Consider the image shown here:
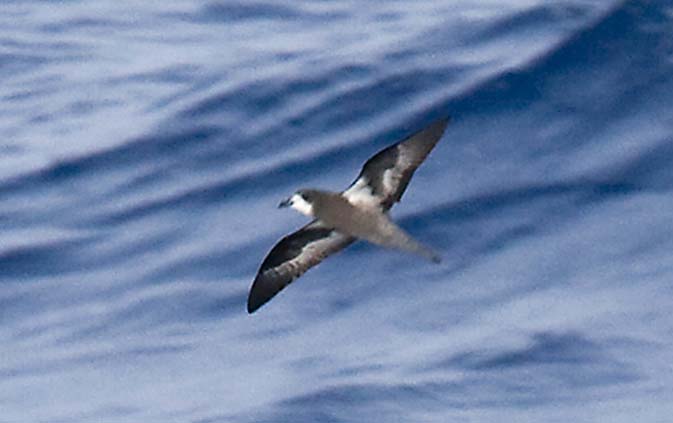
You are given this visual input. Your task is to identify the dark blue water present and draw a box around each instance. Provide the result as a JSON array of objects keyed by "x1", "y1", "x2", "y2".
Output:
[{"x1": 2, "y1": 1, "x2": 673, "y2": 421}]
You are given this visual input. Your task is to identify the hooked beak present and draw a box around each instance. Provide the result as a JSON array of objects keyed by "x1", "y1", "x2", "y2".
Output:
[{"x1": 278, "y1": 197, "x2": 292, "y2": 209}]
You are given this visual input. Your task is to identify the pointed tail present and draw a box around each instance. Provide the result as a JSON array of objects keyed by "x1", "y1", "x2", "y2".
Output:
[
  {"x1": 398, "y1": 234, "x2": 442, "y2": 263},
  {"x1": 361, "y1": 215, "x2": 442, "y2": 263}
]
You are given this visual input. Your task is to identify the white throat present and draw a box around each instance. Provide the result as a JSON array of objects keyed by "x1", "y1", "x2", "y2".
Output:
[{"x1": 290, "y1": 193, "x2": 315, "y2": 217}]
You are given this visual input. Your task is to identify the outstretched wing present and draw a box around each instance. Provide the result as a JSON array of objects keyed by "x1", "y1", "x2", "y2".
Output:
[
  {"x1": 343, "y1": 117, "x2": 449, "y2": 210},
  {"x1": 247, "y1": 220, "x2": 355, "y2": 313}
]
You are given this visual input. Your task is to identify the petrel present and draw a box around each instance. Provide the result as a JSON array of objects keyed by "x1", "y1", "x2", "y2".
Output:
[{"x1": 247, "y1": 117, "x2": 449, "y2": 313}]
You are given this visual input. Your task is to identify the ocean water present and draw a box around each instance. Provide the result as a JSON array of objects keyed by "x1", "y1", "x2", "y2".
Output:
[{"x1": 2, "y1": 0, "x2": 673, "y2": 421}]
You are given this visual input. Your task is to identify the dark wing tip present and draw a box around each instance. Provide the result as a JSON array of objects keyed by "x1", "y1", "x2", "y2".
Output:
[
  {"x1": 247, "y1": 290, "x2": 261, "y2": 314},
  {"x1": 401, "y1": 115, "x2": 450, "y2": 158},
  {"x1": 246, "y1": 222, "x2": 345, "y2": 314},
  {"x1": 424, "y1": 116, "x2": 450, "y2": 140},
  {"x1": 247, "y1": 273, "x2": 285, "y2": 314},
  {"x1": 246, "y1": 282, "x2": 265, "y2": 314},
  {"x1": 384, "y1": 115, "x2": 450, "y2": 206}
]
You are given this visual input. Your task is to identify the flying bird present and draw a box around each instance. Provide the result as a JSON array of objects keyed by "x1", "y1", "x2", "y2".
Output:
[{"x1": 247, "y1": 117, "x2": 449, "y2": 313}]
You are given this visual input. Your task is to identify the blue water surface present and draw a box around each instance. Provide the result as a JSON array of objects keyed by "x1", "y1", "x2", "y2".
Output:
[{"x1": 2, "y1": 0, "x2": 673, "y2": 422}]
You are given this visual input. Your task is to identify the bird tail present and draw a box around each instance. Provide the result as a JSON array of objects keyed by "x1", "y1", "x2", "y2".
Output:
[
  {"x1": 396, "y1": 234, "x2": 442, "y2": 263},
  {"x1": 364, "y1": 216, "x2": 442, "y2": 263}
]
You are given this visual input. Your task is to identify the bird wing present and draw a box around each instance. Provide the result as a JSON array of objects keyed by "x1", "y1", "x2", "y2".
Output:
[
  {"x1": 343, "y1": 117, "x2": 449, "y2": 210},
  {"x1": 247, "y1": 219, "x2": 355, "y2": 313}
]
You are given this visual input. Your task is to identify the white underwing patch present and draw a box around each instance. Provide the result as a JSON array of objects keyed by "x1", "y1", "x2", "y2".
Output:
[
  {"x1": 382, "y1": 168, "x2": 396, "y2": 194},
  {"x1": 343, "y1": 177, "x2": 380, "y2": 208}
]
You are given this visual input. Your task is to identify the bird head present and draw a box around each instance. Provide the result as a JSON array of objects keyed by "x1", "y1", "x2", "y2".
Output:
[{"x1": 278, "y1": 189, "x2": 315, "y2": 217}]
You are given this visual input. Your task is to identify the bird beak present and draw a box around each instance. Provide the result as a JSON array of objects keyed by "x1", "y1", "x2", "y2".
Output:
[{"x1": 278, "y1": 197, "x2": 291, "y2": 209}]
